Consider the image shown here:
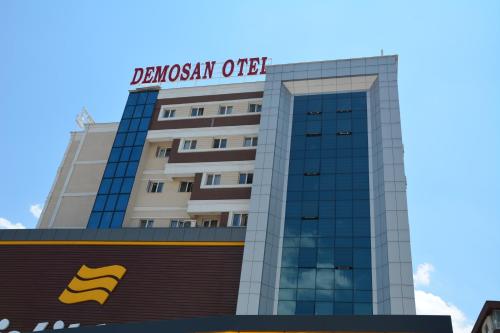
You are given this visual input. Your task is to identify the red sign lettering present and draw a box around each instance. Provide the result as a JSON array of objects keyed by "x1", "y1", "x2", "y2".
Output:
[{"x1": 130, "y1": 57, "x2": 268, "y2": 86}]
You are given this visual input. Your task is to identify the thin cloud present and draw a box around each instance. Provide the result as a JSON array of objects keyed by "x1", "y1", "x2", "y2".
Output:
[
  {"x1": 0, "y1": 217, "x2": 26, "y2": 229},
  {"x1": 30, "y1": 204, "x2": 43, "y2": 219},
  {"x1": 414, "y1": 263, "x2": 473, "y2": 333},
  {"x1": 413, "y1": 262, "x2": 434, "y2": 287},
  {"x1": 415, "y1": 290, "x2": 473, "y2": 333}
]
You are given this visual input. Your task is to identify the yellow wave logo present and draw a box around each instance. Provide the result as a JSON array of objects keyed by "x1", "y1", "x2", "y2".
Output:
[{"x1": 58, "y1": 265, "x2": 127, "y2": 305}]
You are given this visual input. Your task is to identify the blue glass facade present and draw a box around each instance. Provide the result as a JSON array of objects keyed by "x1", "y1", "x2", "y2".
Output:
[
  {"x1": 277, "y1": 92, "x2": 372, "y2": 315},
  {"x1": 87, "y1": 90, "x2": 158, "y2": 228}
]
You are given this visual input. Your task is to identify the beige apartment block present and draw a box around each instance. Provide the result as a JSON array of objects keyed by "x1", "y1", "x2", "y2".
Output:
[
  {"x1": 39, "y1": 82, "x2": 263, "y2": 229},
  {"x1": 37, "y1": 123, "x2": 117, "y2": 228}
]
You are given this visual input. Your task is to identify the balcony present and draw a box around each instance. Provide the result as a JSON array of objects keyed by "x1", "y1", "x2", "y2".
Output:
[
  {"x1": 164, "y1": 160, "x2": 254, "y2": 180},
  {"x1": 168, "y1": 139, "x2": 256, "y2": 164}
]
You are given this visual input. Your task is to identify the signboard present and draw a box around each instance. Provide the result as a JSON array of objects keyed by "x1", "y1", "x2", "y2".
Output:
[
  {"x1": 130, "y1": 57, "x2": 268, "y2": 85},
  {"x1": 0, "y1": 241, "x2": 243, "y2": 332}
]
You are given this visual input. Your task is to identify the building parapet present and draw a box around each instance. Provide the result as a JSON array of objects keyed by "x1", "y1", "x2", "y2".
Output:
[{"x1": 0, "y1": 227, "x2": 246, "y2": 242}]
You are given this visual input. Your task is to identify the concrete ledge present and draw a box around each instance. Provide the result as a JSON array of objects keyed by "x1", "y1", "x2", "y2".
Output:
[
  {"x1": 0, "y1": 227, "x2": 246, "y2": 242},
  {"x1": 59, "y1": 315, "x2": 452, "y2": 333}
]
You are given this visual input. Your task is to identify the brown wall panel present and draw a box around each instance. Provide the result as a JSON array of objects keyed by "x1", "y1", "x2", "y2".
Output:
[
  {"x1": 190, "y1": 173, "x2": 251, "y2": 200},
  {"x1": 168, "y1": 139, "x2": 256, "y2": 163},
  {"x1": 150, "y1": 114, "x2": 260, "y2": 130},
  {"x1": 220, "y1": 212, "x2": 229, "y2": 227},
  {"x1": 0, "y1": 243, "x2": 243, "y2": 332},
  {"x1": 149, "y1": 91, "x2": 263, "y2": 131},
  {"x1": 212, "y1": 114, "x2": 261, "y2": 127},
  {"x1": 156, "y1": 91, "x2": 263, "y2": 106}
]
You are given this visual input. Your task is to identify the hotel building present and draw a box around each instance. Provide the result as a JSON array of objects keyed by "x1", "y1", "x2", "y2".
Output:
[{"x1": 0, "y1": 56, "x2": 441, "y2": 332}]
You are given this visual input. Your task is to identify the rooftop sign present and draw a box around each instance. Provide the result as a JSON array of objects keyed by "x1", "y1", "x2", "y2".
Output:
[{"x1": 130, "y1": 57, "x2": 268, "y2": 86}]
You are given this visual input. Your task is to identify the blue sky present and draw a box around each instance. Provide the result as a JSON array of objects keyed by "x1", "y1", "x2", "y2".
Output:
[{"x1": 0, "y1": 1, "x2": 499, "y2": 331}]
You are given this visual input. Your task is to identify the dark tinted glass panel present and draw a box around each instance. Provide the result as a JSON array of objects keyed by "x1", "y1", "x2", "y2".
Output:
[
  {"x1": 103, "y1": 163, "x2": 117, "y2": 178},
  {"x1": 296, "y1": 301, "x2": 315, "y2": 315},
  {"x1": 110, "y1": 212, "x2": 125, "y2": 228},
  {"x1": 104, "y1": 194, "x2": 118, "y2": 211},
  {"x1": 88, "y1": 91, "x2": 158, "y2": 229},
  {"x1": 298, "y1": 269, "x2": 316, "y2": 289},
  {"x1": 335, "y1": 270, "x2": 353, "y2": 289},
  {"x1": 93, "y1": 195, "x2": 107, "y2": 212},
  {"x1": 115, "y1": 162, "x2": 127, "y2": 177},
  {"x1": 316, "y1": 289, "x2": 334, "y2": 301},
  {"x1": 354, "y1": 269, "x2": 372, "y2": 290},
  {"x1": 317, "y1": 248, "x2": 334, "y2": 268},
  {"x1": 114, "y1": 133, "x2": 126, "y2": 147},
  {"x1": 134, "y1": 132, "x2": 147, "y2": 146},
  {"x1": 130, "y1": 146, "x2": 143, "y2": 161},
  {"x1": 125, "y1": 162, "x2": 139, "y2": 177},
  {"x1": 282, "y1": 248, "x2": 299, "y2": 267},
  {"x1": 121, "y1": 178, "x2": 135, "y2": 193},
  {"x1": 299, "y1": 248, "x2": 317, "y2": 267},
  {"x1": 315, "y1": 302, "x2": 333, "y2": 315},
  {"x1": 279, "y1": 288, "x2": 296, "y2": 301},
  {"x1": 280, "y1": 268, "x2": 298, "y2": 288},
  {"x1": 123, "y1": 106, "x2": 134, "y2": 118},
  {"x1": 87, "y1": 212, "x2": 102, "y2": 229},
  {"x1": 334, "y1": 302, "x2": 353, "y2": 315},
  {"x1": 129, "y1": 118, "x2": 140, "y2": 131},
  {"x1": 120, "y1": 147, "x2": 132, "y2": 161},
  {"x1": 316, "y1": 269, "x2": 334, "y2": 289},
  {"x1": 115, "y1": 194, "x2": 129, "y2": 211},
  {"x1": 125, "y1": 132, "x2": 137, "y2": 146},
  {"x1": 354, "y1": 303, "x2": 372, "y2": 315},
  {"x1": 137, "y1": 92, "x2": 148, "y2": 105},
  {"x1": 100, "y1": 212, "x2": 113, "y2": 228},
  {"x1": 110, "y1": 178, "x2": 123, "y2": 194},
  {"x1": 335, "y1": 248, "x2": 353, "y2": 266},
  {"x1": 98, "y1": 179, "x2": 112, "y2": 194},
  {"x1": 109, "y1": 148, "x2": 121, "y2": 162},
  {"x1": 279, "y1": 92, "x2": 372, "y2": 315},
  {"x1": 335, "y1": 289, "x2": 353, "y2": 302},
  {"x1": 277, "y1": 301, "x2": 296, "y2": 315},
  {"x1": 118, "y1": 119, "x2": 130, "y2": 133},
  {"x1": 143, "y1": 104, "x2": 155, "y2": 117},
  {"x1": 139, "y1": 118, "x2": 151, "y2": 131},
  {"x1": 297, "y1": 288, "x2": 315, "y2": 301}
]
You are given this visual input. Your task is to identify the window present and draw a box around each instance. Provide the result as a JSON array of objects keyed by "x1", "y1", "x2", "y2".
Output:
[
  {"x1": 239, "y1": 173, "x2": 253, "y2": 184},
  {"x1": 336, "y1": 131, "x2": 352, "y2": 136},
  {"x1": 218, "y1": 105, "x2": 233, "y2": 115},
  {"x1": 302, "y1": 216, "x2": 319, "y2": 220},
  {"x1": 140, "y1": 219, "x2": 154, "y2": 228},
  {"x1": 156, "y1": 147, "x2": 171, "y2": 158},
  {"x1": 231, "y1": 213, "x2": 248, "y2": 227},
  {"x1": 162, "y1": 109, "x2": 175, "y2": 118},
  {"x1": 243, "y1": 137, "x2": 258, "y2": 147},
  {"x1": 212, "y1": 138, "x2": 227, "y2": 149},
  {"x1": 191, "y1": 107, "x2": 204, "y2": 117},
  {"x1": 170, "y1": 219, "x2": 195, "y2": 228},
  {"x1": 147, "y1": 181, "x2": 164, "y2": 193},
  {"x1": 206, "y1": 174, "x2": 221, "y2": 185},
  {"x1": 179, "y1": 181, "x2": 193, "y2": 192},
  {"x1": 203, "y1": 220, "x2": 218, "y2": 227},
  {"x1": 183, "y1": 140, "x2": 197, "y2": 150},
  {"x1": 492, "y1": 311, "x2": 500, "y2": 330},
  {"x1": 336, "y1": 108, "x2": 352, "y2": 113},
  {"x1": 248, "y1": 103, "x2": 262, "y2": 113}
]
